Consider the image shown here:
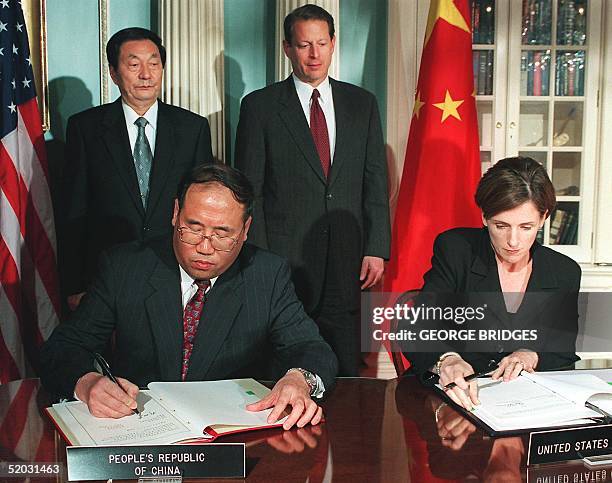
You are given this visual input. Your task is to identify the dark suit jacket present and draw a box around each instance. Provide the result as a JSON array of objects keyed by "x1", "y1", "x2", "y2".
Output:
[
  {"x1": 235, "y1": 77, "x2": 390, "y2": 312},
  {"x1": 407, "y1": 227, "x2": 581, "y2": 376},
  {"x1": 40, "y1": 239, "x2": 338, "y2": 400},
  {"x1": 59, "y1": 98, "x2": 214, "y2": 296}
]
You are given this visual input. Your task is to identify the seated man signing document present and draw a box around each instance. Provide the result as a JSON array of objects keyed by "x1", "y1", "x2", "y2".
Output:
[{"x1": 41, "y1": 163, "x2": 338, "y2": 430}]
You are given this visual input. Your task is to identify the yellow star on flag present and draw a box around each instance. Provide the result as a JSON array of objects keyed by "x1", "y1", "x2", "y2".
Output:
[
  {"x1": 412, "y1": 91, "x2": 425, "y2": 119},
  {"x1": 433, "y1": 90, "x2": 464, "y2": 123},
  {"x1": 424, "y1": 0, "x2": 471, "y2": 47}
]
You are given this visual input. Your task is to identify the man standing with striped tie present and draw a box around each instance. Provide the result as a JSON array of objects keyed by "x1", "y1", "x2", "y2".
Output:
[
  {"x1": 59, "y1": 27, "x2": 214, "y2": 312},
  {"x1": 235, "y1": 5, "x2": 390, "y2": 375}
]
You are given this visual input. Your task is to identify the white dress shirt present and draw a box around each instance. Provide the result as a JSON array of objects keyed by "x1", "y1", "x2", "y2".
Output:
[
  {"x1": 292, "y1": 74, "x2": 336, "y2": 162},
  {"x1": 179, "y1": 265, "x2": 217, "y2": 309},
  {"x1": 122, "y1": 100, "x2": 158, "y2": 158}
]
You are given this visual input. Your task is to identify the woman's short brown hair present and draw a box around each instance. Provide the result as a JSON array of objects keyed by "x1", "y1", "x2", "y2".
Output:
[{"x1": 475, "y1": 156, "x2": 556, "y2": 220}]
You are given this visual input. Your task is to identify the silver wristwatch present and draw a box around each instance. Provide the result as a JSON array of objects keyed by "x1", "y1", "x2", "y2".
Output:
[{"x1": 288, "y1": 368, "x2": 317, "y2": 396}]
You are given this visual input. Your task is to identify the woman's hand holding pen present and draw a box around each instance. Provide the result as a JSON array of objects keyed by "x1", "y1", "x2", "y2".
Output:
[
  {"x1": 438, "y1": 355, "x2": 480, "y2": 411},
  {"x1": 75, "y1": 372, "x2": 139, "y2": 418},
  {"x1": 491, "y1": 350, "x2": 538, "y2": 382}
]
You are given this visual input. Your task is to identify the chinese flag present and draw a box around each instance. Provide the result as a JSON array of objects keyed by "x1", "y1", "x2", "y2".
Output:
[{"x1": 385, "y1": 0, "x2": 482, "y2": 294}]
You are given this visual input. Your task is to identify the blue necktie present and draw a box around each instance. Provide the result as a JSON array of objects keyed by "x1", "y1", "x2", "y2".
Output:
[{"x1": 134, "y1": 117, "x2": 153, "y2": 208}]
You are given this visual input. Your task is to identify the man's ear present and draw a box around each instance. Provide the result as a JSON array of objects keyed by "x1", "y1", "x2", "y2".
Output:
[
  {"x1": 243, "y1": 216, "x2": 253, "y2": 240},
  {"x1": 109, "y1": 65, "x2": 119, "y2": 86},
  {"x1": 481, "y1": 213, "x2": 487, "y2": 227},
  {"x1": 282, "y1": 40, "x2": 291, "y2": 58},
  {"x1": 171, "y1": 200, "x2": 179, "y2": 227}
]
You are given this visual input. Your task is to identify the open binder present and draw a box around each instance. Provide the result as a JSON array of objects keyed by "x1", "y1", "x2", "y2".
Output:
[
  {"x1": 46, "y1": 379, "x2": 287, "y2": 445},
  {"x1": 433, "y1": 371, "x2": 612, "y2": 436}
]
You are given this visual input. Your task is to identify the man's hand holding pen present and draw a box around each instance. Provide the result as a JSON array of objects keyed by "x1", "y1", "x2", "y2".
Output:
[
  {"x1": 73, "y1": 352, "x2": 140, "y2": 418},
  {"x1": 75, "y1": 372, "x2": 139, "y2": 419}
]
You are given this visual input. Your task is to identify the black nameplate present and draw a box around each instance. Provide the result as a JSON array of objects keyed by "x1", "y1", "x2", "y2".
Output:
[
  {"x1": 528, "y1": 424, "x2": 612, "y2": 466},
  {"x1": 66, "y1": 444, "x2": 245, "y2": 481},
  {"x1": 527, "y1": 460, "x2": 612, "y2": 482}
]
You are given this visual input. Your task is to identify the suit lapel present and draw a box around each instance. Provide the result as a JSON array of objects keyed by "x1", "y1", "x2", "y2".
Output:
[
  {"x1": 328, "y1": 79, "x2": 352, "y2": 188},
  {"x1": 185, "y1": 258, "x2": 243, "y2": 380},
  {"x1": 146, "y1": 101, "x2": 176, "y2": 219},
  {"x1": 278, "y1": 77, "x2": 327, "y2": 184},
  {"x1": 145, "y1": 248, "x2": 183, "y2": 381},
  {"x1": 516, "y1": 244, "x2": 559, "y2": 320},
  {"x1": 101, "y1": 99, "x2": 145, "y2": 217}
]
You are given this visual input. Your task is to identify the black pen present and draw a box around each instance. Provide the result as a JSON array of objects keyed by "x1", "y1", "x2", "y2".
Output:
[
  {"x1": 444, "y1": 361, "x2": 499, "y2": 390},
  {"x1": 93, "y1": 352, "x2": 140, "y2": 416}
]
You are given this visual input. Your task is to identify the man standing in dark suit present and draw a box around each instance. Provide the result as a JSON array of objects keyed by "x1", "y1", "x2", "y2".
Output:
[
  {"x1": 235, "y1": 5, "x2": 390, "y2": 375},
  {"x1": 59, "y1": 27, "x2": 213, "y2": 311},
  {"x1": 41, "y1": 164, "x2": 337, "y2": 428}
]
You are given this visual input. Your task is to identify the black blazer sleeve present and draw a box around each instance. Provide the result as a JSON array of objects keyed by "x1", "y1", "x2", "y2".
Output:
[
  {"x1": 404, "y1": 232, "x2": 467, "y2": 376},
  {"x1": 361, "y1": 94, "x2": 391, "y2": 259},
  {"x1": 267, "y1": 258, "x2": 338, "y2": 390},
  {"x1": 193, "y1": 116, "x2": 215, "y2": 166},
  {"x1": 40, "y1": 249, "x2": 121, "y2": 399},
  {"x1": 234, "y1": 94, "x2": 268, "y2": 249},
  {"x1": 58, "y1": 115, "x2": 90, "y2": 296},
  {"x1": 535, "y1": 261, "x2": 581, "y2": 370}
]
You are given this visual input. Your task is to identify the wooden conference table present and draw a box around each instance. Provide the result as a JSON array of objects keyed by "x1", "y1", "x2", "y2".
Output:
[{"x1": 2, "y1": 369, "x2": 612, "y2": 482}]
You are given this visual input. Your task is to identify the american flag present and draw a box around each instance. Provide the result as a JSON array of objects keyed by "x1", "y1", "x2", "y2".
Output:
[{"x1": 0, "y1": 0, "x2": 59, "y2": 383}]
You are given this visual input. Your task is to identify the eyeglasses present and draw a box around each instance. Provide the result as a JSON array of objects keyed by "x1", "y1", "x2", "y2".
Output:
[{"x1": 176, "y1": 225, "x2": 244, "y2": 252}]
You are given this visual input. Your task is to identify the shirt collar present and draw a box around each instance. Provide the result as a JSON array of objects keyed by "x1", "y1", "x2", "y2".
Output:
[
  {"x1": 179, "y1": 264, "x2": 217, "y2": 291},
  {"x1": 122, "y1": 99, "x2": 159, "y2": 131},
  {"x1": 292, "y1": 74, "x2": 332, "y2": 106}
]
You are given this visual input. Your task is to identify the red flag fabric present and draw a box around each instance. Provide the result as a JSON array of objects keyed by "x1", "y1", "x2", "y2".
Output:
[
  {"x1": 386, "y1": 0, "x2": 482, "y2": 294},
  {"x1": 0, "y1": 3, "x2": 60, "y2": 383}
]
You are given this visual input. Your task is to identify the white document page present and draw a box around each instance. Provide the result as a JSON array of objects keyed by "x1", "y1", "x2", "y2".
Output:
[
  {"x1": 147, "y1": 379, "x2": 287, "y2": 432},
  {"x1": 523, "y1": 372, "x2": 612, "y2": 406},
  {"x1": 472, "y1": 377, "x2": 599, "y2": 431},
  {"x1": 50, "y1": 391, "x2": 198, "y2": 446},
  {"x1": 435, "y1": 371, "x2": 612, "y2": 431}
]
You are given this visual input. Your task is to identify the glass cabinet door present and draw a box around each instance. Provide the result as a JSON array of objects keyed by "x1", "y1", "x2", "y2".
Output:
[{"x1": 505, "y1": 0, "x2": 601, "y2": 261}]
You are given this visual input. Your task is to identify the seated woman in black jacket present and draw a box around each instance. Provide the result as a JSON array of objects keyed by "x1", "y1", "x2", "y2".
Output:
[{"x1": 407, "y1": 156, "x2": 580, "y2": 410}]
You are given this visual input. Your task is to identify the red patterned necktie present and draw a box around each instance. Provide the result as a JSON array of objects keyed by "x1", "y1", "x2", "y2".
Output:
[
  {"x1": 181, "y1": 280, "x2": 210, "y2": 380},
  {"x1": 310, "y1": 89, "x2": 331, "y2": 178}
]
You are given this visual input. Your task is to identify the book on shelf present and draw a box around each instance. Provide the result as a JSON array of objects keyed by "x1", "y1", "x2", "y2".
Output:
[
  {"x1": 550, "y1": 208, "x2": 578, "y2": 245},
  {"x1": 45, "y1": 379, "x2": 287, "y2": 446},
  {"x1": 523, "y1": 0, "x2": 552, "y2": 45},
  {"x1": 573, "y1": 1, "x2": 587, "y2": 45},
  {"x1": 558, "y1": 0, "x2": 576, "y2": 45},
  {"x1": 521, "y1": 54, "x2": 529, "y2": 96},
  {"x1": 559, "y1": 211, "x2": 578, "y2": 245},
  {"x1": 549, "y1": 209, "x2": 567, "y2": 244},
  {"x1": 477, "y1": 51, "x2": 487, "y2": 95},
  {"x1": 527, "y1": 52, "x2": 534, "y2": 95},
  {"x1": 473, "y1": 50, "x2": 494, "y2": 96},
  {"x1": 471, "y1": 1, "x2": 494, "y2": 44},
  {"x1": 533, "y1": 52, "x2": 542, "y2": 96},
  {"x1": 472, "y1": 0, "x2": 480, "y2": 43},
  {"x1": 434, "y1": 371, "x2": 612, "y2": 436},
  {"x1": 485, "y1": 50, "x2": 494, "y2": 95},
  {"x1": 556, "y1": 52, "x2": 585, "y2": 96}
]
